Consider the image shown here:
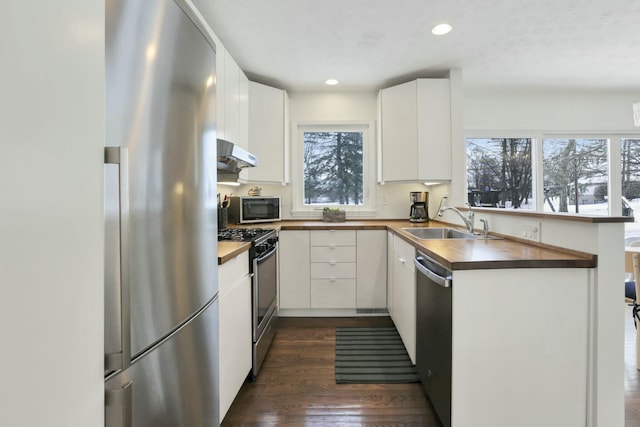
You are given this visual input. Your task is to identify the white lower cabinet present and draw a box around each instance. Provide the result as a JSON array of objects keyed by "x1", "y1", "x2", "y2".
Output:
[
  {"x1": 356, "y1": 230, "x2": 387, "y2": 309},
  {"x1": 386, "y1": 231, "x2": 394, "y2": 317},
  {"x1": 391, "y1": 235, "x2": 416, "y2": 363},
  {"x1": 279, "y1": 230, "x2": 310, "y2": 309},
  {"x1": 310, "y1": 279, "x2": 356, "y2": 308},
  {"x1": 278, "y1": 229, "x2": 387, "y2": 313},
  {"x1": 310, "y1": 230, "x2": 356, "y2": 308},
  {"x1": 218, "y1": 252, "x2": 252, "y2": 422}
]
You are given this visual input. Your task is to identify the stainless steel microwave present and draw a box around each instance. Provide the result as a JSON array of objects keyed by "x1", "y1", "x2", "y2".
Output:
[{"x1": 227, "y1": 196, "x2": 281, "y2": 224}]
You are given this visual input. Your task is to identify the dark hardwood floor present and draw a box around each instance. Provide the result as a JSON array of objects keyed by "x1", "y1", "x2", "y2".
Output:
[
  {"x1": 223, "y1": 311, "x2": 640, "y2": 426},
  {"x1": 222, "y1": 316, "x2": 439, "y2": 426}
]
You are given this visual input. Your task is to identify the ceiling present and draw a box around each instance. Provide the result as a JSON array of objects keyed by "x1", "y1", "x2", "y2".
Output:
[{"x1": 200, "y1": 0, "x2": 640, "y2": 92}]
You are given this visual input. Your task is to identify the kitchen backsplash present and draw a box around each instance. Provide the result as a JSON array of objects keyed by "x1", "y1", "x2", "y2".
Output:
[{"x1": 218, "y1": 182, "x2": 451, "y2": 220}]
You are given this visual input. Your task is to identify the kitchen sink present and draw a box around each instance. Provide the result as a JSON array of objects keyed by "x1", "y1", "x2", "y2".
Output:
[{"x1": 402, "y1": 227, "x2": 480, "y2": 240}]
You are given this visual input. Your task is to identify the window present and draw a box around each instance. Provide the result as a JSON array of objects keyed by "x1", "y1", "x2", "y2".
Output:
[
  {"x1": 303, "y1": 131, "x2": 363, "y2": 205},
  {"x1": 622, "y1": 138, "x2": 640, "y2": 239},
  {"x1": 466, "y1": 138, "x2": 533, "y2": 209},
  {"x1": 542, "y1": 138, "x2": 608, "y2": 215},
  {"x1": 292, "y1": 123, "x2": 375, "y2": 216}
]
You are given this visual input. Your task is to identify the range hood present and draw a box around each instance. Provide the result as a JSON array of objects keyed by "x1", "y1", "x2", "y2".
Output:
[{"x1": 217, "y1": 138, "x2": 258, "y2": 182}]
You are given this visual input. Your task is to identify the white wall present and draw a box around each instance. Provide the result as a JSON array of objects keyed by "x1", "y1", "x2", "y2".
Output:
[
  {"x1": 0, "y1": 2, "x2": 104, "y2": 426},
  {"x1": 465, "y1": 87, "x2": 640, "y2": 133}
]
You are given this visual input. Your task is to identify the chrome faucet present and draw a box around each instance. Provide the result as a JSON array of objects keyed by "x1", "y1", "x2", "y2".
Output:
[
  {"x1": 479, "y1": 218, "x2": 489, "y2": 239},
  {"x1": 438, "y1": 202, "x2": 475, "y2": 234}
]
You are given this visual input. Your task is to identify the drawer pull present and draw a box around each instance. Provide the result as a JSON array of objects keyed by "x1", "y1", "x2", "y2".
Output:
[{"x1": 330, "y1": 261, "x2": 336, "y2": 265}]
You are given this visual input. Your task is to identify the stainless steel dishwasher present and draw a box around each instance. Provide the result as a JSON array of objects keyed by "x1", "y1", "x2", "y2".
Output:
[{"x1": 415, "y1": 250, "x2": 452, "y2": 427}]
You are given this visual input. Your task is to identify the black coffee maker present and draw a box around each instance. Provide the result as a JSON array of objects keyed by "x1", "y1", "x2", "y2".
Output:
[{"x1": 409, "y1": 191, "x2": 429, "y2": 222}]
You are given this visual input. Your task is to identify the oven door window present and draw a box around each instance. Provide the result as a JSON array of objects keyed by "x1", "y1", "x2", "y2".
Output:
[{"x1": 243, "y1": 199, "x2": 279, "y2": 221}]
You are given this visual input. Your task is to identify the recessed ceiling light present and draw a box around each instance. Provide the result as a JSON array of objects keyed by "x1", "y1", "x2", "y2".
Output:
[
  {"x1": 325, "y1": 79, "x2": 339, "y2": 86},
  {"x1": 432, "y1": 23, "x2": 452, "y2": 36}
]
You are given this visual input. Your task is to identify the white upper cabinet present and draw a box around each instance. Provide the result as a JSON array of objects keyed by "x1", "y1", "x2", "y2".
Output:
[
  {"x1": 247, "y1": 81, "x2": 290, "y2": 184},
  {"x1": 215, "y1": 47, "x2": 250, "y2": 180},
  {"x1": 378, "y1": 78, "x2": 451, "y2": 183},
  {"x1": 216, "y1": 44, "x2": 226, "y2": 141},
  {"x1": 238, "y1": 71, "x2": 249, "y2": 180},
  {"x1": 223, "y1": 49, "x2": 242, "y2": 147}
]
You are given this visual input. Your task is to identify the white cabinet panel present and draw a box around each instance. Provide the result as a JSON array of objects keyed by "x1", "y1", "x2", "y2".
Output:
[
  {"x1": 392, "y1": 236, "x2": 416, "y2": 363},
  {"x1": 310, "y1": 230, "x2": 356, "y2": 246},
  {"x1": 216, "y1": 44, "x2": 226, "y2": 141},
  {"x1": 218, "y1": 260, "x2": 251, "y2": 422},
  {"x1": 279, "y1": 231, "x2": 310, "y2": 309},
  {"x1": 310, "y1": 262, "x2": 357, "y2": 279},
  {"x1": 356, "y1": 230, "x2": 387, "y2": 309},
  {"x1": 380, "y1": 80, "x2": 418, "y2": 182},
  {"x1": 417, "y1": 79, "x2": 451, "y2": 181},
  {"x1": 310, "y1": 279, "x2": 356, "y2": 308},
  {"x1": 239, "y1": 72, "x2": 249, "y2": 149},
  {"x1": 379, "y1": 78, "x2": 451, "y2": 183},
  {"x1": 248, "y1": 81, "x2": 289, "y2": 184},
  {"x1": 279, "y1": 229, "x2": 386, "y2": 312},
  {"x1": 310, "y1": 246, "x2": 356, "y2": 263},
  {"x1": 223, "y1": 49, "x2": 240, "y2": 146},
  {"x1": 218, "y1": 252, "x2": 248, "y2": 296}
]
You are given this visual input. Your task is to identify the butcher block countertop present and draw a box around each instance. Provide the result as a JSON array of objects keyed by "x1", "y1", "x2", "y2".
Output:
[
  {"x1": 217, "y1": 220, "x2": 596, "y2": 270},
  {"x1": 218, "y1": 241, "x2": 251, "y2": 265}
]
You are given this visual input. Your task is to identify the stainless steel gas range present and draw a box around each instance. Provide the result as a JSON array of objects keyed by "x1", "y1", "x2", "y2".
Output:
[{"x1": 218, "y1": 227, "x2": 278, "y2": 378}]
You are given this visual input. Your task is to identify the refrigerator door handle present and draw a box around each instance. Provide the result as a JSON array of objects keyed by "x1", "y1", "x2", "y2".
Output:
[
  {"x1": 105, "y1": 381, "x2": 133, "y2": 427},
  {"x1": 104, "y1": 147, "x2": 131, "y2": 372}
]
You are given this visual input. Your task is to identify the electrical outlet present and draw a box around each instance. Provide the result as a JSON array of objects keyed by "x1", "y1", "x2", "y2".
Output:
[{"x1": 521, "y1": 222, "x2": 542, "y2": 242}]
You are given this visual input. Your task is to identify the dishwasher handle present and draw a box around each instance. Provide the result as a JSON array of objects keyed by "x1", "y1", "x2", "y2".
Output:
[{"x1": 414, "y1": 256, "x2": 452, "y2": 288}]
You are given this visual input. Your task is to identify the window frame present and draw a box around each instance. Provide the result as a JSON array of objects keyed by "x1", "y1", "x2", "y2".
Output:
[
  {"x1": 291, "y1": 121, "x2": 376, "y2": 218},
  {"x1": 541, "y1": 135, "x2": 611, "y2": 215},
  {"x1": 465, "y1": 131, "x2": 640, "y2": 217},
  {"x1": 465, "y1": 132, "x2": 541, "y2": 210}
]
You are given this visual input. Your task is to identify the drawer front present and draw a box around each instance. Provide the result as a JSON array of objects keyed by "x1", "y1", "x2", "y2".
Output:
[
  {"x1": 310, "y1": 246, "x2": 356, "y2": 263},
  {"x1": 310, "y1": 230, "x2": 356, "y2": 247},
  {"x1": 394, "y1": 238, "x2": 416, "y2": 272},
  {"x1": 310, "y1": 279, "x2": 356, "y2": 308},
  {"x1": 219, "y1": 251, "x2": 249, "y2": 296},
  {"x1": 310, "y1": 262, "x2": 357, "y2": 279}
]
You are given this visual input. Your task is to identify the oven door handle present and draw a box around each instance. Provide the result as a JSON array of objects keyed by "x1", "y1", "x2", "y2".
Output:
[{"x1": 256, "y1": 245, "x2": 277, "y2": 264}]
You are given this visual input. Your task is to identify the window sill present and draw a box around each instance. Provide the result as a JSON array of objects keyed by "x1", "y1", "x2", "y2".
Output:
[
  {"x1": 463, "y1": 206, "x2": 633, "y2": 223},
  {"x1": 290, "y1": 209, "x2": 378, "y2": 220}
]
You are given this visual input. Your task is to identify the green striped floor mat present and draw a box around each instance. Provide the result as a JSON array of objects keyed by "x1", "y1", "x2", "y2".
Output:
[{"x1": 335, "y1": 326, "x2": 419, "y2": 384}]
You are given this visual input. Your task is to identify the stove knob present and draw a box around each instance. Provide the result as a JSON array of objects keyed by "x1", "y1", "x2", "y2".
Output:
[
  {"x1": 255, "y1": 244, "x2": 267, "y2": 255},
  {"x1": 267, "y1": 237, "x2": 278, "y2": 245}
]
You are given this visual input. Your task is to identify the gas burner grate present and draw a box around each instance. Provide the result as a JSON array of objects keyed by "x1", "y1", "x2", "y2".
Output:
[{"x1": 217, "y1": 228, "x2": 271, "y2": 242}]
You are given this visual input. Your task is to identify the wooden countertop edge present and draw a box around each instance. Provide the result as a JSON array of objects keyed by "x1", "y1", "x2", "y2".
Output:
[
  {"x1": 218, "y1": 241, "x2": 251, "y2": 265},
  {"x1": 463, "y1": 207, "x2": 633, "y2": 223},
  {"x1": 448, "y1": 258, "x2": 597, "y2": 271},
  {"x1": 391, "y1": 227, "x2": 596, "y2": 270}
]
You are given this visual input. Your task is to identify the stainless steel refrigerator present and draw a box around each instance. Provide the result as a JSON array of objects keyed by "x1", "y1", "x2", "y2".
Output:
[{"x1": 104, "y1": 0, "x2": 219, "y2": 426}]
